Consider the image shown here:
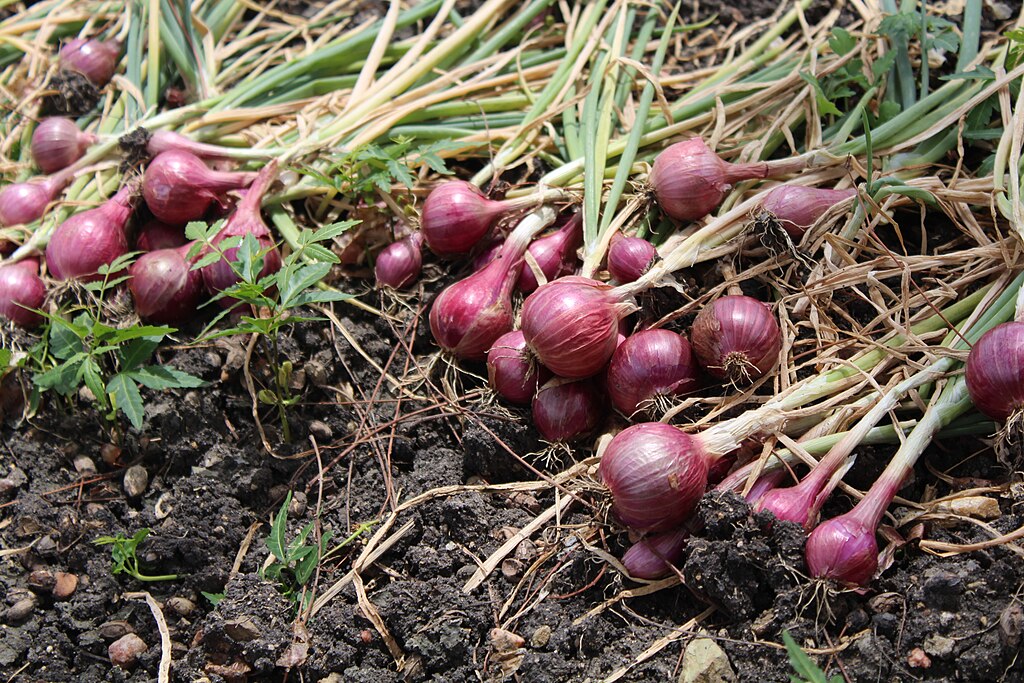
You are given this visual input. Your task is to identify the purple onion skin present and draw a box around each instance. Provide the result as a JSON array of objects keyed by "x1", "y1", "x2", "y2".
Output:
[
  {"x1": 420, "y1": 181, "x2": 504, "y2": 256},
  {"x1": 0, "y1": 182, "x2": 56, "y2": 227},
  {"x1": 473, "y1": 239, "x2": 504, "y2": 271},
  {"x1": 521, "y1": 277, "x2": 628, "y2": 380},
  {"x1": 606, "y1": 329, "x2": 699, "y2": 417},
  {"x1": 59, "y1": 38, "x2": 120, "y2": 86},
  {"x1": 622, "y1": 528, "x2": 689, "y2": 579},
  {"x1": 486, "y1": 330, "x2": 550, "y2": 405},
  {"x1": 517, "y1": 214, "x2": 582, "y2": 293},
  {"x1": 599, "y1": 422, "x2": 710, "y2": 533},
  {"x1": 143, "y1": 150, "x2": 256, "y2": 225},
  {"x1": 759, "y1": 185, "x2": 857, "y2": 238},
  {"x1": 966, "y1": 322, "x2": 1024, "y2": 422},
  {"x1": 136, "y1": 219, "x2": 187, "y2": 251},
  {"x1": 607, "y1": 235, "x2": 656, "y2": 283},
  {"x1": 690, "y1": 295, "x2": 781, "y2": 384},
  {"x1": 45, "y1": 184, "x2": 136, "y2": 281},
  {"x1": 31, "y1": 118, "x2": 95, "y2": 174},
  {"x1": 805, "y1": 514, "x2": 878, "y2": 586},
  {"x1": 532, "y1": 377, "x2": 603, "y2": 443},
  {"x1": 0, "y1": 259, "x2": 46, "y2": 327},
  {"x1": 129, "y1": 244, "x2": 204, "y2": 323},
  {"x1": 375, "y1": 232, "x2": 424, "y2": 290}
]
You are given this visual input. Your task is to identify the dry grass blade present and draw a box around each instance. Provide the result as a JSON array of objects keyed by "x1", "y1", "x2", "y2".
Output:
[
  {"x1": 601, "y1": 607, "x2": 716, "y2": 683},
  {"x1": 124, "y1": 591, "x2": 172, "y2": 683}
]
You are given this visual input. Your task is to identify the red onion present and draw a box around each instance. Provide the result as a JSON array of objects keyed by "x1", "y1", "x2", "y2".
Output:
[
  {"x1": 146, "y1": 130, "x2": 262, "y2": 159},
  {"x1": 532, "y1": 376, "x2": 603, "y2": 443},
  {"x1": 650, "y1": 138, "x2": 807, "y2": 221},
  {"x1": 600, "y1": 422, "x2": 712, "y2": 532},
  {"x1": 965, "y1": 322, "x2": 1024, "y2": 421},
  {"x1": 805, "y1": 515, "x2": 878, "y2": 586},
  {"x1": 375, "y1": 232, "x2": 423, "y2": 290},
  {"x1": 605, "y1": 329, "x2": 699, "y2": 417},
  {"x1": 486, "y1": 330, "x2": 549, "y2": 405},
  {"x1": 420, "y1": 181, "x2": 536, "y2": 256},
  {"x1": 759, "y1": 185, "x2": 857, "y2": 238},
  {"x1": 690, "y1": 295, "x2": 781, "y2": 384},
  {"x1": 143, "y1": 150, "x2": 256, "y2": 224},
  {"x1": 0, "y1": 168, "x2": 76, "y2": 227},
  {"x1": 129, "y1": 244, "x2": 203, "y2": 323},
  {"x1": 136, "y1": 219, "x2": 186, "y2": 251},
  {"x1": 607, "y1": 234, "x2": 657, "y2": 283},
  {"x1": 622, "y1": 528, "x2": 689, "y2": 579},
  {"x1": 31, "y1": 118, "x2": 96, "y2": 173},
  {"x1": 472, "y1": 239, "x2": 503, "y2": 271},
  {"x1": 518, "y1": 214, "x2": 582, "y2": 293},
  {"x1": 59, "y1": 38, "x2": 120, "y2": 86},
  {"x1": 201, "y1": 161, "x2": 281, "y2": 303},
  {"x1": 45, "y1": 183, "x2": 136, "y2": 281},
  {"x1": 521, "y1": 276, "x2": 635, "y2": 379},
  {"x1": 429, "y1": 206, "x2": 556, "y2": 361},
  {"x1": 0, "y1": 258, "x2": 46, "y2": 327}
]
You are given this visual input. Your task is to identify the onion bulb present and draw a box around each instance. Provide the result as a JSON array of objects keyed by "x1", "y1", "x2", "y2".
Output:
[
  {"x1": 129, "y1": 244, "x2": 203, "y2": 323},
  {"x1": 965, "y1": 322, "x2": 1024, "y2": 422},
  {"x1": 143, "y1": 150, "x2": 256, "y2": 225},
  {"x1": 486, "y1": 330, "x2": 549, "y2": 405},
  {"x1": 136, "y1": 219, "x2": 186, "y2": 251},
  {"x1": 420, "y1": 181, "x2": 537, "y2": 256},
  {"x1": 375, "y1": 232, "x2": 424, "y2": 290},
  {"x1": 31, "y1": 118, "x2": 96, "y2": 173},
  {"x1": 532, "y1": 377, "x2": 603, "y2": 443},
  {"x1": 59, "y1": 38, "x2": 121, "y2": 86},
  {"x1": 0, "y1": 169, "x2": 75, "y2": 227},
  {"x1": 605, "y1": 329, "x2": 699, "y2": 417},
  {"x1": 758, "y1": 185, "x2": 857, "y2": 238},
  {"x1": 45, "y1": 183, "x2": 136, "y2": 281},
  {"x1": 607, "y1": 234, "x2": 657, "y2": 284},
  {"x1": 0, "y1": 258, "x2": 46, "y2": 327},
  {"x1": 622, "y1": 528, "x2": 689, "y2": 580},
  {"x1": 518, "y1": 214, "x2": 582, "y2": 293},
  {"x1": 690, "y1": 295, "x2": 780, "y2": 384}
]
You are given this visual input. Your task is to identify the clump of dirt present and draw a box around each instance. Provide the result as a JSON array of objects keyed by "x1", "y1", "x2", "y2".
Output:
[{"x1": 39, "y1": 70, "x2": 101, "y2": 117}]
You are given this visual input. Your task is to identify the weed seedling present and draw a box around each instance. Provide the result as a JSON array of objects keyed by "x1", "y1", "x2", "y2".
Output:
[
  {"x1": 782, "y1": 630, "x2": 842, "y2": 683},
  {"x1": 93, "y1": 528, "x2": 179, "y2": 582}
]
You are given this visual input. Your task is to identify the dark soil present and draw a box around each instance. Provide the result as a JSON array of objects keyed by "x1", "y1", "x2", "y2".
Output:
[{"x1": 4, "y1": 4, "x2": 1024, "y2": 683}]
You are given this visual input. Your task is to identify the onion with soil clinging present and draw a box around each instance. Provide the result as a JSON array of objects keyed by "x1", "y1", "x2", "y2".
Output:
[
  {"x1": 31, "y1": 118, "x2": 96, "y2": 173},
  {"x1": 0, "y1": 167, "x2": 77, "y2": 227},
  {"x1": 201, "y1": 161, "x2": 282, "y2": 303},
  {"x1": 607, "y1": 234, "x2": 657, "y2": 284},
  {"x1": 518, "y1": 214, "x2": 582, "y2": 293},
  {"x1": 375, "y1": 232, "x2": 424, "y2": 290},
  {"x1": 129, "y1": 244, "x2": 204, "y2": 324},
  {"x1": 429, "y1": 206, "x2": 557, "y2": 361},
  {"x1": 0, "y1": 258, "x2": 46, "y2": 327},
  {"x1": 486, "y1": 330, "x2": 549, "y2": 405},
  {"x1": 521, "y1": 276, "x2": 635, "y2": 379},
  {"x1": 143, "y1": 150, "x2": 257, "y2": 225},
  {"x1": 605, "y1": 329, "x2": 699, "y2": 417},
  {"x1": 532, "y1": 376, "x2": 603, "y2": 443},
  {"x1": 690, "y1": 295, "x2": 781, "y2": 384},
  {"x1": 650, "y1": 138, "x2": 810, "y2": 221},
  {"x1": 622, "y1": 528, "x2": 689, "y2": 579},
  {"x1": 45, "y1": 182, "x2": 137, "y2": 281},
  {"x1": 59, "y1": 38, "x2": 120, "y2": 86},
  {"x1": 758, "y1": 185, "x2": 857, "y2": 238}
]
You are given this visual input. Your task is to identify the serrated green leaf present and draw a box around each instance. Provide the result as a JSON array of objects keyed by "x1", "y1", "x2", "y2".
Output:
[
  {"x1": 34, "y1": 355, "x2": 85, "y2": 395},
  {"x1": 185, "y1": 221, "x2": 211, "y2": 242},
  {"x1": 871, "y1": 51, "x2": 898, "y2": 82},
  {"x1": 279, "y1": 263, "x2": 332, "y2": 308},
  {"x1": 311, "y1": 220, "x2": 359, "y2": 244},
  {"x1": 48, "y1": 318, "x2": 86, "y2": 360},
  {"x1": 107, "y1": 374, "x2": 145, "y2": 430},
  {"x1": 119, "y1": 338, "x2": 161, "y2": 371},
  {"x1": 298, "y1": 243, "x2": 340, "y2": 264},
  {"x1": 201, "y1": 591, "x2": 225, "y2": 606},
  {"x1": 0, "y1": 348, "x2": 11, "y2": 371},
  {"x1": 80, "y1": 359, "x2": 107, "y2": 408},
  {"x1": 267, "y1": 492, "x2": 291, "y2": 563},
  {"x1": 783, "y1": 631, "x2": 829, "y2": 683},
  {"x1": 799, "y1": 72, "x2": 842, "y2": 117},
  {"x1": 107, "y1": 325, "x2": 174, "y2": 344},
  {"x1": 289, "y1": 290, "x2": 354, "y2": 307},
  {"x1": 128, "y1": 365, "x2": 205, "y2": 390}
]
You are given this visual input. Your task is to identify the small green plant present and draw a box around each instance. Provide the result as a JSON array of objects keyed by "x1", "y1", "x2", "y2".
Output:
[
  {"x1": 187, "y1": 219, "x2": 355, "y2": 441},
  {"x1": 28, "y1": 255, "x2": 204, "y2": 432},
  {"x1": 93, "y1": 528, "x2": 180, "y2": 583},
  {"x1": 782, "y1": 631, "x2": 842, "y2": 683},
  {"x1": 260, "y1": 491, "x2": 334, "y2": 611}
]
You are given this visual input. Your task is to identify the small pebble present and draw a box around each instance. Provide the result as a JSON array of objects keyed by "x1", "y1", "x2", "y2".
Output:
[
  {"x1": 52, "y1": 572, "x2": 78, "y2": 600},
  {"x1": 923, "y1": 633, "x2": 955, "y2": 658},
  {"x1": 305, "y1": 360, "x2": 328, "y2": 386},
  {"x1": 27, "y1": 569, "x2": 55, "y2": 591},
  {"x1": 529, "y1": 625, "x2": 552, "y2": 648},
  {"x1": 98, "y1": 621, "x2": 134, "y2": 640},
  {"x1": 123, "y1": 465, "x2": 149, "y2": 498},
  {"x1": 1000, "y1": 602, "x2": 1023, "y2": 648},
  {"x1": 489, "y1": 628, "x2": 525, "y2": 653},
  {"x1": 308, "y1": 420, "x2": 333, "y2": 441},
  {"x1": 907, "y1": 647, "x2": 931, "y2": 669},
  {"x1": 73, "y1": 455, "x2": 97, "y2": 475},
  {"x1": 288, "y1": 491, "x2": 307, "y2": 517},
  {"x1": 223, "y1": 616, "x2": 261, "y2": 642},
  {"x1": 100, "y1": 444, "x2": 122, "y2": 466},
  {"x1": 4, "y1": 597, "x2": 36, "y2": 623},
  {"x1": 166, "y1": 597, "x2": 195, "y2": 618},
  {"x1": 108, "y1": 633, "x2": 148, "y2": 668}
]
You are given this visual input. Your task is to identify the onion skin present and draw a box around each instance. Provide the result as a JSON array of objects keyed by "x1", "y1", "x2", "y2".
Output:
[
  {"x1": 804, "y1": 514, "x2": 878, "y2": 586},
  {"x1": 59, "y1": 38, "x2": 120, "y2": 86},
  {"x1": 606, "y1": 329, "x2": 699, "y2": 417},
  {"x1": 965, "y1": 322, "x2": 1024, "y2": 421},
  {"x1": 518, "y1": 214, "x2": 582, "y2": 293},
  {"x1": 0, "y1": 170, "x2": 75, "y2": 227},
  {"x1": 129, "y1": 244, "x2": 203, "y2": 323},
  {"x1": 690, "y1": 295, "x2": 781, "y2": 384},
  {"x1": 486, "y1": 330, "x2": 549, "y2": 405},
  {"x1": 521, "y1": 276, "x2": 631, "y2": 379},
  {"x1": 599, "y1": 422, "x2": 710, "y2": 532},
  {"x1": 420, "y1": 181, "x2": 505, "y2": 256},
  {"x1": 0, "y1": 259, "x2": 46, "y2": 327},
  {"x1": 532, "y1": 376, "x2": 603, "y2": 443},
  {"x1": 755, "y1": 480, "x2": 820, "y2": 530},
  {"x1": 472, "y1": 239, "x2": 504, "y2": 271},
  {"x1": 136, "y1": 219, "x2": 186, "y2": 251},
  {"x1": 651, "y1": 138, "x2": 777, "y2": 221},
  {"x1": 201, "y1": 161, "x2": 281, "y2": 304},
  {"x1": 759, "y1": 185, "x2": 857, "y2": 238},
  {"x1": 147, "y1": 130, "x2": 252, "y2": 159},
  {"x1": 143, "y1": 150, "x2": 257, "y2": 225},
  {"x1": 607, "y1": 234, "x2": 657, "y2": 284},
  {"x1": 375, "y1": 232, "x2": 424, "y2": 290},
  {"x1": 45, "y1": 183, "x2": 136, "y2": 281},
  {"x1": 31, "y1": 118, "x2": 96, "y2": 173},
  {"x1": 622, "y1": 528, "x2": 689, "y2": 579}
]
